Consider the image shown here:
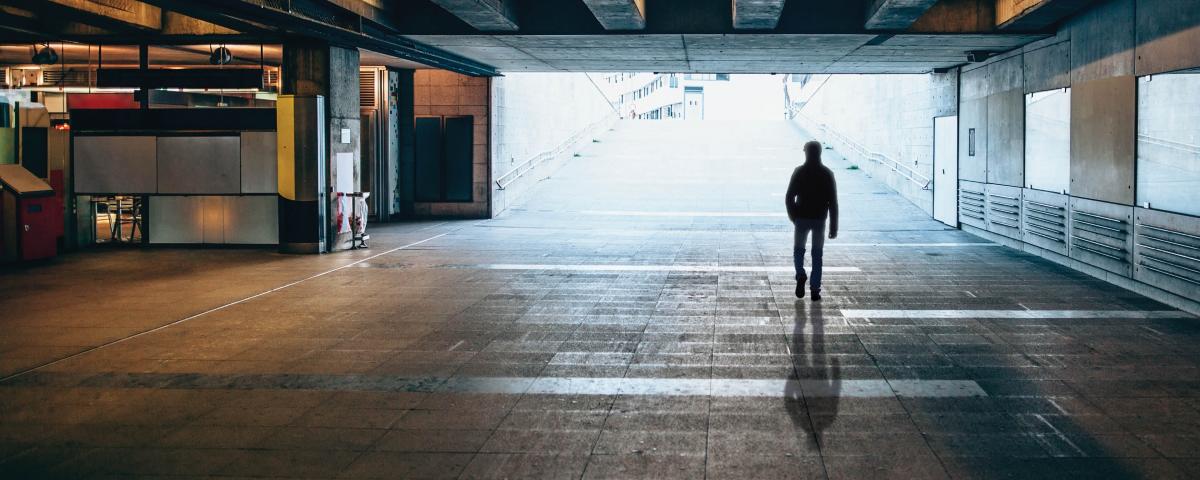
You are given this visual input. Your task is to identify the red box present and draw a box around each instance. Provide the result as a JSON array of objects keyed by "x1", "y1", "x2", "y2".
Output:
[{"x1": 1, "y1": 164, "x2": 59, "y2": 262}]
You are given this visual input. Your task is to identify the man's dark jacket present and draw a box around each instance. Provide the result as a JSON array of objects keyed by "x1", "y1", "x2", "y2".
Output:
[{"x1": 785, "y1": 161, "x2": 839, "y2": 234}]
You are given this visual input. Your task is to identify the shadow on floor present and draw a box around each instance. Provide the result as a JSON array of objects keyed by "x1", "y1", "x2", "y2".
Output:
[{"x1": 786, "y1": 300, "x2": 840, "y2": 448}]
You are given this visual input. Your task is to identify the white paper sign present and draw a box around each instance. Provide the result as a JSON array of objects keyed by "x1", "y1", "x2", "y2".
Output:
[
  {"x1": 336, "y1": 152, "x2": 354, "y2": 193},
  {"x1": 340, "y1": 128, "x2": 351, "y2": 144}
]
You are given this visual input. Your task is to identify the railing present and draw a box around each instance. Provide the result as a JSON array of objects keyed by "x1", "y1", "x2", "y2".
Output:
[
  {"x1": 494, "y1": 114, "x2": 617, "y2": 190},
  {"x1": 495, "y1": 73, "x2": 621, "y2": 191},
  {"x1": 795, "y1": 113, "x2": 932, "y2": 190}
]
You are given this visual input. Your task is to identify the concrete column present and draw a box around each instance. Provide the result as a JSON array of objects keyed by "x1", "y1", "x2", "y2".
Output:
[{"x1": 280, "y1": 41, "x2": 361, "y2": 252}]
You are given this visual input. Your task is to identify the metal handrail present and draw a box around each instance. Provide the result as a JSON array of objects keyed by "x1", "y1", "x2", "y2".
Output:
[
  {"x1": 796, "y1": 113, "x2": 932, "y2": 190},
  {"x1": 495, "y1": 114, "x2": 617, "y2": 190}
]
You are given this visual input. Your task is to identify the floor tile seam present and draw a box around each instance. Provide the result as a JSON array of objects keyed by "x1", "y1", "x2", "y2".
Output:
[
  {"x1": 0, "y1": 232, "x2": 455, "y2": 385},
  {"x1": 854, "y1": 328, "x2": 955, "y2": 479}
]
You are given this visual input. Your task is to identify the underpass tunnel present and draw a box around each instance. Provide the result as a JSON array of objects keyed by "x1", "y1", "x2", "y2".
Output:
[{"x1": 0, "y1": 0, "x2": 1198, "y2": 478}]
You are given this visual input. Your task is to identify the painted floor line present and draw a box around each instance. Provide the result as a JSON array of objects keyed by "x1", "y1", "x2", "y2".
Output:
[
  {"x1": 839, "y1": 309, "x2": 1193, "y2": 319},
  {"x1": 450, "y1": 376, "x2": 986, "y2": 398},
  {"x1": 0, "y1": 232, "x2": 451, "y2": 384},
  {"x1": 830, "y1": 242, "x2": 1000, "y2": 247},
  {"x1": 476, "y1": 264, "x2": 861, "y2": 273},
  {"x1": 580, "y1": 210, "x2": 787, "y2": 217}
]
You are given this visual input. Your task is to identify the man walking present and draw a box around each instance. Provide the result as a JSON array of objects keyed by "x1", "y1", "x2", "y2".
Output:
[{"x1": 785, "y1": 141, "x2": 839, "y2": 300}]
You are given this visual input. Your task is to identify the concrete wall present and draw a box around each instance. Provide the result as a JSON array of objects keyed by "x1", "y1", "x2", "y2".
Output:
[
  {"x1": 794, "y1": 73, "x2": 957, "y2": 215},
  {"x1": 411, "y1": 70, "x2": 490, "y2": 218},
  {"x1": 490, "y1": 73, "x2": 617, "y2": 216},
  {"x1": 957, "y1": 0, "x2": 1200, "y2": 313}
]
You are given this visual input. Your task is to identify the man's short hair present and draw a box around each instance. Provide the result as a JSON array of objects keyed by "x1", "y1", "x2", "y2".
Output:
[{"x1": 804, "y1": 141, "x2": 822, "y2": 154}]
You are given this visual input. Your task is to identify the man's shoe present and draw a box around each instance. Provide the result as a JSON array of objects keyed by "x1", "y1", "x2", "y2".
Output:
[
  {"x1": 795, "y1": 283, "x2": 805, "y2": 299},
  {"x1": 811, "y1": 290, "x2": 822, "y2": 301}
]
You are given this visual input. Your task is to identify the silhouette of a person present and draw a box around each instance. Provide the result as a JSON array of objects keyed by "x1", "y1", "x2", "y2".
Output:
[{"x1": 785, "y1": 141, "x2": 839, "y2": 300}]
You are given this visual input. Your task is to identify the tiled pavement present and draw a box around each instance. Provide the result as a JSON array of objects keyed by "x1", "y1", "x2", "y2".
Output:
[{"x1": 2, "y1": 120, "x2": 1199, "y2": 479}]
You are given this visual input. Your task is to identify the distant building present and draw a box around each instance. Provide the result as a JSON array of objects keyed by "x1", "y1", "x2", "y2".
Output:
[{"x1": 599, "y1": 73, "x2": 784, "y2": 121}]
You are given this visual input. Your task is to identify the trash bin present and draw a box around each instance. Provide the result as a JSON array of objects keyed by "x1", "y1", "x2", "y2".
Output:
[{"x1": 1, "y1": 164, "x2": 60, "y2": 262}]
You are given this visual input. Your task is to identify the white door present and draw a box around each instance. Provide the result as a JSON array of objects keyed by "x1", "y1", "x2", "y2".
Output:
[
  {"x1": 684, "y1": 91, "x2": 704, "y2": 120},
  {"x1": 933, "y1": 115, "x2": 959, "y2": 227}
]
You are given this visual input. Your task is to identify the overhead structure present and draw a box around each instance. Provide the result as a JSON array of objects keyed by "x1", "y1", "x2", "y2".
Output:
[
  {"x1": 864, "y1": 0, "x2": 940, "y2": 30},
  {"x1": 429, "y1": 0, "x2": 519, "y2": 31},
  {"x1": 139, "y1": 0, "x2": 499, "y2": 76},
  {"x1": 733, "y1": 0, "x2": 788, "y2": 29},
  {"x1": 0, "y1": 0, "x2": 1080, "y2": 75},
  {"x1": 996, "y1": 0, "x2": 1097, "y2": 30},
  {"x1": 11, "y1": 0, "x2": 162, "y2": 32},
  {"x1": 581, "y1": 0, "x2": 646, "y2": 30}
]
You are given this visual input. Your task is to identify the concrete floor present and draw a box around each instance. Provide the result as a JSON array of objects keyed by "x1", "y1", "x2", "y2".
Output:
[{"x1": 2, "y1": 120, "x2": 1199, "y2": 479}]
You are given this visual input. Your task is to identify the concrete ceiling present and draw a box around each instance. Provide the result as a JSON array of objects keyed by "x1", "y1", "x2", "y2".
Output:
[
  {"x1": 0, "y1": 0, "x2": 1081, "y2": 76},
  {"x1": 405, "y1": 33, "x2": 1048, "y2": 73}
]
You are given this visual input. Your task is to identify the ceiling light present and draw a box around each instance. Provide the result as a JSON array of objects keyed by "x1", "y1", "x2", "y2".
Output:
[
  {"x1": 210, "y1": 46, "x2": 233, "y2": 66},
  {"x1": 31, "y1": 45, "x2": 58, "y2": 65}
]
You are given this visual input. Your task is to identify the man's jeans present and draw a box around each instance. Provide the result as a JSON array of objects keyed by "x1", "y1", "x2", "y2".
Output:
[{"x1": 793, "y1": 218, "x2": 826, "y2": 292}]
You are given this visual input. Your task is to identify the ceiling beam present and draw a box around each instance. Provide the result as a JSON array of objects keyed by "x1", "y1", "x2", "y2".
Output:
[
  {"x1": 580, "y1": 0, "x2": 646, "y2": 30},
  {"x1": 865, "y1": 0, "x2": 940, "y2": 30},
  {"x1": 427, "y1": 0, "x2": 519, "y2": 31},
  {"x1": 140, "y1": 0, "x2": 499, "y2": 76},
  {"x1": 12, "y1": 0, "x2": 163, "y2": 32},
  {"x1": 996, "y1": 0, "x2": 1094, "y2": 30},
  {"x1": 733, "y1": 0, "x2": 787, "y2": 29}
]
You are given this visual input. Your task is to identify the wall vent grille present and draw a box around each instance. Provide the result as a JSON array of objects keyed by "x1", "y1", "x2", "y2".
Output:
[
  {"x1": 40, "y1": 68, "x2": 91, "y2": 87},
  {"x1": 1024, "y1": 199, "x2": 1066, "y2": 244},
  {"x1": 360, "y1": 69, "x2": 377, "y2": 109}
]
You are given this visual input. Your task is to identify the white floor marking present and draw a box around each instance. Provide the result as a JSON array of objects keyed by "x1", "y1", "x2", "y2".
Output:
[
  {"x1": 580, "y1": 210, "x2": 787, "y2": 217},
  {"x1": 839, "y1": 309, "x2": 1192, "y2": 319},
  {"x1": 0, "y1": 232, "x2": 451, "y2": 383},
  {"x1": 442, "y1": 376, "x2": 986, "y2": 398},
  {"x1": 478, "y1": 264, "x2": 860, "y2": 273},
  {"x1": 831, "y1": 242, "x2": 999, "y2": 247}
]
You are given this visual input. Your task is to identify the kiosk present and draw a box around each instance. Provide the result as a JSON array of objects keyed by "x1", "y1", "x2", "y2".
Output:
[{"x1": 0, "y1": 164, "x2": 60, "y2": 262}]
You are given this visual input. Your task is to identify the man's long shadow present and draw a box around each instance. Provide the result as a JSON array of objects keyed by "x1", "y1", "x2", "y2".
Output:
[{"x1": 785, "y1": 300, "x2": 840, "y2": 448}]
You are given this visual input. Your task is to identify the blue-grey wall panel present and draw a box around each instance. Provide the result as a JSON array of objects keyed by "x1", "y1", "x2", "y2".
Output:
[
  {"x1": 959, "y1": 97, "x2": 988, "y2": 182},
  {"x1": 414, "y1": 117, "x2": 443, "y2": 202},
  {"x1": 987, "y1": 89, "x2": 1025, "y2": 187},
  {"x1": 1135, "y1": 0, "x2": 1200, "y2": 76},
  {"x1": 1024, "y1": 40, "x2": 1072, "y2": 92},
  {"x1": 1069, "y1": 0, "x2": 1135, "y2": 83},
  {"x1": 157, "y1": 136, "x2": 240, "y2": 194},
  {"x1": 74, "y1": 136, "x2": 157, "y2": 194},
  {"x1": 444, "y1": 116, "x2": 474, "y2": 202},
  {"x1": 149, "y1": 195, "x2": 203, "y2": 244},
  {"x1": 241, "y1": 132, "x2": 277, "y2": 194},
  {"x1": 1070, "y1": 76, "x2": 1136, "y2": 205},
  {"x1": 1137, "y1": 72, "x2": 1200, "y2": 216}
]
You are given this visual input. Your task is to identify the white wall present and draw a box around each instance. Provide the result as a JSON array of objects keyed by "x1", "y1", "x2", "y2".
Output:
[
  {"x1": 794, "y1": 73, "x2": 956, "y2": 214},
  {"x1": 491, "y1": 73, "x2": 617, "y2": 216}
]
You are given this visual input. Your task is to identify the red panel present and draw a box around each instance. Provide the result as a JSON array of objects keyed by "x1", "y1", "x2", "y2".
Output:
[
  {"x1": 48, "y1": 170, "x2": 66, "y2": 237},
  {"x1": 67, "y1": 93, "x2": 139, "y2": 110},
  {"x1": 18, "y1": 197, "x2": 58, "y2": 261}
]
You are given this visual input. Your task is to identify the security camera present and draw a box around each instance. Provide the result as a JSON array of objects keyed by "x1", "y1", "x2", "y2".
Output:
[{"x1": 966, "y1": 51, "x2": 996, "y2": 63}]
